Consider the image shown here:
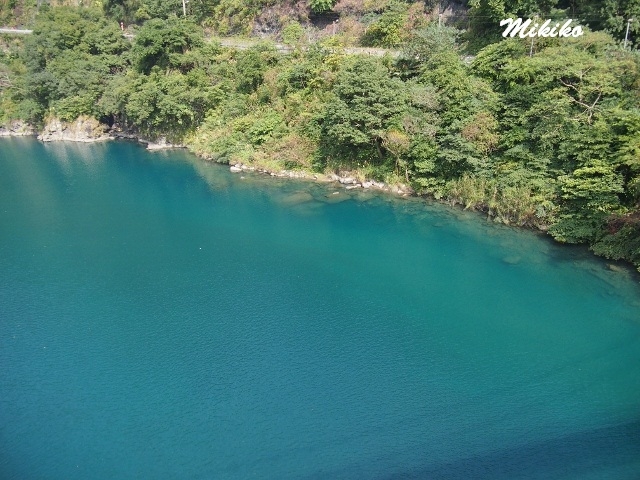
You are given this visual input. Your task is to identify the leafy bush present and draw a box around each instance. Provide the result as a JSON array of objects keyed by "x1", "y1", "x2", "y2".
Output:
[
  {"x1": 310, "y1": 0, "x2": 336, "y2": 13},
  {"x1": 361, "y1": 0, "x2": 407, "y2": 47},
  {"x1": 282, "y1": 21, "x2": 305, "y2": 46}
]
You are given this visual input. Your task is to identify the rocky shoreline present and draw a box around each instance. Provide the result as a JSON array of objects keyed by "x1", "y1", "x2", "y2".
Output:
[
  {"x1": 1, "y1": 117, "x2": 413, "y2": 196},
  {"x1": 37, "y1": 116, "x2": 111, "y2": 142},
  {"x1": 1, "y1": 117, "x2": 184, "y2": 150},
  {"x1": 0, "y1": 119, "x2": 35, "y2": 137},
  {"x1": 227, "y1": 162, "x2": 414, "y2": 196}
]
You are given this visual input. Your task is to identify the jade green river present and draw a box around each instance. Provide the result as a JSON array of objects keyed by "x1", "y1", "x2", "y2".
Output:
[{"x1": 1, "y1": 138, "x2": 639, "y2": 479}]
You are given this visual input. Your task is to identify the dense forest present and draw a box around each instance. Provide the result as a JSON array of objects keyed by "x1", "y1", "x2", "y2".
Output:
[{"x1": 1, "y1": 0, "x2": 639, "y2": 271}]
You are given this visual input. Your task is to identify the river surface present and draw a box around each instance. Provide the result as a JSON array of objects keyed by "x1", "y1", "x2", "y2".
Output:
[{"x1": 1, "y1": 138, "x2": 639, "y2": 479}]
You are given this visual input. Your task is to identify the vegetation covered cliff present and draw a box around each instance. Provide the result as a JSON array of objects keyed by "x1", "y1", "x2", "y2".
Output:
[{"x1": 1, "y1": 0, "x2": 639, "y2": 271}]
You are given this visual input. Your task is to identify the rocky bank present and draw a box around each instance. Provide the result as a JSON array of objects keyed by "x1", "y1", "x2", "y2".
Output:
[
  {"x1": 0, "y1": 120, "x2": 34, "y2": 137},
  {"x1": 1, "y1": 116, "x2": 412, "y2": 195},
  {"x1": 228, "y1": 162, "x2": 415, "y2": 196},
  {"x1": 1, "y1": 116, "x2": 183, "y2": 150},
  {"x1": 37, "y1": 116, "x2": 111, "y2": 142}
]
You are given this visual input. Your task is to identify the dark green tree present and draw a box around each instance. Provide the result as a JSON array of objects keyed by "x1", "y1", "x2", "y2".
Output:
[
  {"x1": 321, "y1": 56, "x2": 408, "y2": 166},
  {"x1": 131, "y1": 16, "x2": 204, "y2": 74}
]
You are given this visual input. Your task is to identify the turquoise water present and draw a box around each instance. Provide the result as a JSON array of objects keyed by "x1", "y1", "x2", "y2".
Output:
[{"x1": 1, "y1": 138, "x2": 639, "y2": 479}]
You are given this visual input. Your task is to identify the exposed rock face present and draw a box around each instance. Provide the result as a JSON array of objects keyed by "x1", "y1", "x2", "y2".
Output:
[
  {"x1": 109, "y1": 125, "x2": 183, "y2": 150},
  {"x1": 34, "y1": 118, "x2": 183, "y2": 149},
  {"x1": 226, "y1": 163, "x2": 413, "y2": 196},
  {"x1": 0, "y1": 120, "x2": 35, "y2": 136},
  {"x1": 252, "y1": 1, "x2": 309, "y2": 37},
  {"x1": 142, "y1": 136, "x2": 183, "y2": 151},
  {"x1": 37, "y1": 116, "x2": 111, "y2": 142}
]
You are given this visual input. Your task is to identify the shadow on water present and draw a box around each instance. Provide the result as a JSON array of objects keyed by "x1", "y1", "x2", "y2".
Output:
[
  {"x1": 381, "y1": 420, "x2": 640, "y2": 480},
  {"x1": 542, "y1": 240, "x2": 640, "y2": 290},
  {"x1": 299, "y1": 420, "x2": 640, "y2": 480}
]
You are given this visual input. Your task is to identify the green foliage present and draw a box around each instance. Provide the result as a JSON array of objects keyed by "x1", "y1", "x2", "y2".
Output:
[
  {"x1": 121, "y1": 67, "x2": 217, "y2": 138},
  {"x1": 559, "y1": 162, "x2": 624, "y2": 212},
  {"x1": 189, "y1": 105, "x2": 297, "y2": 167},
  {"x1": 235, "y1": 44, "x2": 279, "y2": 93},
  {"x1": 310, "y1": 0, "x2": 336, "y2": 13},
  {"x1": 134, "y1": 0, "x2": 183, "y2": 21},
  {"x1": 0, "y1": 0, "x2": 37, "y2": 26},
  {"x1": 210, "y1": 0, "x2": 261, "y2": 35},
  {"x1": 467, "y1": 0, "x2": 560, "y2": 45},
  {"x1": 282, "y1": 21, "x2": 305, "y2": 46},
  {"x1": 591, "y1": 217, "x2": 640, "y2": 269},
  {"x1": 471, "y1": 39, "x2": 527, "y2": 83},
  {"x1": 550, "y1": 161, "x2": 625, "y2": 242},
  {"x1": 246, "y1": 110, "x2": 286, "y2": 144},
  {"x1": 402, "y1": 24, "x2": 462, "y2": 73},
  {"x1": 320, "y1": 56, "x2": 408, "y2": 165},
  {"x1": 573, "y1": 0, "x2": 640, "y2": 44},
  {"x1": 443, "y1": 175, "x2": 543, "y2": 225},
  {"x1": 608, "y1": 108, "x2": 640, "y2": 175},
  {"x1": 48, "y1": 52, "x2": 109, "y2": 121},
  {"x1": 103, "y1": 0, "x2": 211, "y2": 23},
  {"x1": 131, "y1": 16, "x2": 203, "y2": 74},
  {"x1": 102, "y1": 0, "x2": 142, "y2": 23},
  {"x1": 361, "y1": 0, "x2": 408, "y2": 48},
  {"x1": 15, "y1": 7, "x2": 129, "y2": 123}
]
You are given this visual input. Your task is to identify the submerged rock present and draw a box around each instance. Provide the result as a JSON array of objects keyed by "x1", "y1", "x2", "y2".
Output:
[
  {"x1": 277, "y1": 191, "x2": 315, "y2": 206},
  {"x1": 502, "y1": 255, "x2": 522, "y2": 265},
  {"x1": 288, "y1": 201, "x2": 325, "y2": 216},
  {"x1": 321, "y1": 192, "x2": 349, "y2": 203},
  {"x1": 607, "y1": 264, "x2": 626, "y2": 273}
]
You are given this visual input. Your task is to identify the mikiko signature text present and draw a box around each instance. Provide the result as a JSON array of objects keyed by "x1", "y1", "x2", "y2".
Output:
[{"x1": 500, "y1": 18, "x2": 584, "y2": 38}]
